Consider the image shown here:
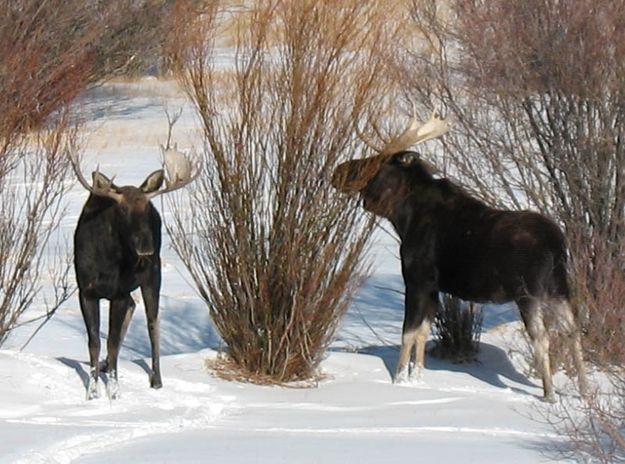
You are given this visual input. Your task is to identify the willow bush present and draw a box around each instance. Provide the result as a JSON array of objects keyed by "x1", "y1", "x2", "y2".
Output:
[{"x1": 167, "y1": 0, "x2": 403, "y2": 382}]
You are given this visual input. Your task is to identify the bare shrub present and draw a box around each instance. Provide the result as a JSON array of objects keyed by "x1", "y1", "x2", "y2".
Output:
[
  {"x1": 404, "y1": 0, "x2": 625, "y2": 367},
  {"x1": 167, "y1": 0, "x2": 400, "y2": 382},
  {"x1": 0, "y1": 0, "x2": 170, "y2": 344},
  {"x1": 0, "y1": 0, "x2": 172, "y2": 132},
  {"x1": 544, "y1": 372, "x2": 625, "y2": 463},
  {"x1": 431, "y1": 295, "x2": 482, "y2": 362},
  {"x1": 0, "y1": 118, "x2": 75, "y2": 345},
  {"x1": 569, "y1": 232, "x2": 625, "y2": 368},
  {"x1": 543, "y1": 238, "x2": 625, "y2": 460},
  {"x1": 403, "y1": 1, "x2": 625, "y2": 458},
  {"x1": 405, "y1": 0, "x2": 625, "y2": 251}
]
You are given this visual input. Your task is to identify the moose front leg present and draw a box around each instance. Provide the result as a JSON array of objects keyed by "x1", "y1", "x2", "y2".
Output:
[
  {"x1": 395, "y1": 283, "x2": 438, "y2": 384},
  {"x1": 78, "y1": 292, "x2": 101, "y2": 400}
]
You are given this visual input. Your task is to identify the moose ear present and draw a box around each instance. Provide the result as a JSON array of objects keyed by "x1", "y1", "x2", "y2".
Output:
[
  {"x1": 140, "y1": 169, "x2": 165, "y2": 193},
  {"x1": 397, "y1": 152, "x2": 419, "y2": 167},
  {"x1": 91, "y1": 171, "x2": 119, "y2": 191}
]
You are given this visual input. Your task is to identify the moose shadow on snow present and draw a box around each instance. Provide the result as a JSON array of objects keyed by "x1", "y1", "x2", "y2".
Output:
[
  {"x1": 358, "y1": 341, "x2": 539, "y2": 395},
  {"x1": 338, "y1": 274, "x2": 539, "y2": 396},
  {"x1": 56, "y1": 295, "x2": 221, "y2": 385}
]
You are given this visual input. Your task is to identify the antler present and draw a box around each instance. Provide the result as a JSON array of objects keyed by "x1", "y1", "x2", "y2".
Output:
[
  {"x1": 357, "y1": 106, "x2": 449, "y2": 158},
  {"x1": 67, "y1": 144, "x2": 123, "y2": 202},
  {"x1": 379, "y1": 108, "x2": 449, "y2": 156},
  {"x1": 163, "y1": 106, "x2": 183, "y2": 151},
  {"x1": 147, "y1": 148, "x2": 201, "y2": 199}
]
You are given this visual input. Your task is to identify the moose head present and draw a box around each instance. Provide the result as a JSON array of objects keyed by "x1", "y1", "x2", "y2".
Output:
[{"x1": 331, "y1": 109, "x2": 449, "y2": 194}]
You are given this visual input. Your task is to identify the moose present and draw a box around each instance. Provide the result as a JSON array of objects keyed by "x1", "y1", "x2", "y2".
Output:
[
  {"x1": 70, "y1": 149, "x2": 197, "y2": 400},
  {"x1": 332, "y1": 112, "x2": 588, "y2": 401}
]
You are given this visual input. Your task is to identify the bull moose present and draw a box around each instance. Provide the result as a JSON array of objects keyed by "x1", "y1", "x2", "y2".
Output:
[
  {"x1": 332, "y1": 112, "x2": 588, "y2": 401},
  {"x1": 70, "y1": 150, "x2": 197, "y2": 400}
]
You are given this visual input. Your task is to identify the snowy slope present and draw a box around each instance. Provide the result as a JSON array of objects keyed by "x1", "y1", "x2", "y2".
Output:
[{"x1": 0, "y1": 79, "x2": 575, "y2": 463}]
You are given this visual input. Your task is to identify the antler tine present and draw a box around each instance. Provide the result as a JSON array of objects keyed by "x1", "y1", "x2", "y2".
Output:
[
  {"x1": 68, "y1": 147, "x2": 94, "y2": 192},
  {"x1": 355, "y1": 106, "x2": 395, "y2": 153},
  {"x1": 163, "y1": 106, "x2": 183, "y2": 151},
  {"x1": 356, "y1": 123, "x2": 383, "y2": 152},
  {"x1": 67, "y1": 145, "x2": 121, "y2": 201}
]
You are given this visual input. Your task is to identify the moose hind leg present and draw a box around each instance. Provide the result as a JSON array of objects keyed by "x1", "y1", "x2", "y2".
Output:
[
  {"x1": 518, "y1": 297, "x2": 554, "y2": 401},
  {"x1": 553, "y1": 300, "x2": 589, "y2": 396},
  {"x1": 141, "y1": 284, "x2": 162, "y2": 389},
  {"x1": 79, "y1": 292, "x2": 101, "y2": 400}
]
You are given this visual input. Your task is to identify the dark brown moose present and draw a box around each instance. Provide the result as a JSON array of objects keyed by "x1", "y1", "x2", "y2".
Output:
[
  {"x1": 332, "y1": 112, "x2": 588, "y2": 401},
  {"x1": 70, "y1": 150, "x2": 197, "y2": 400}
]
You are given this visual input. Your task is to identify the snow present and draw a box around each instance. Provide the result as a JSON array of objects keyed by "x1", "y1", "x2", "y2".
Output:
[{"x1": 0, "y1": 78, "x2": 577, "y2": 463}]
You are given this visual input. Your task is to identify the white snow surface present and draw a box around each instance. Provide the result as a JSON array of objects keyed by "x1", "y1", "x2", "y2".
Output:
[{"x1": 0, "y1": 78, "x2": 577, "y2": 463}]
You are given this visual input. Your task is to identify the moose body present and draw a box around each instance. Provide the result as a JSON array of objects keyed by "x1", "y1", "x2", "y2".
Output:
[{"x1": 332, "y1": 115, "x2": 588, "y2": 401}]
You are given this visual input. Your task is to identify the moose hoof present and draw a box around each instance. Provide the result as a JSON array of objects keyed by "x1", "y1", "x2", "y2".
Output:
[
  {"x1": 393, "y1": 366, "x2": 410, "y2": 385},
  {"x1": 106, "y1": 371, "x2": 120, "y2": 400},
  {"x1": 86, "y1": 381, "x2": 99, "y2": 400},
  {"x1": 408, "y1": 366, "x2": 424, "y2": 384},
  {"x1": 542, "y1": 393, "x2": 557, "y2": 404},
  {"x1": 150, "y1": 375, "x2": 163, "y2": 389}
]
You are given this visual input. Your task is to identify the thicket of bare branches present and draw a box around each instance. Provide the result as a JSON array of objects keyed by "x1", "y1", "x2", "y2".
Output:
[
  {"x1": 407, "y1": 0, "x2": 625, "y2": 245},
  {"x1": 167, "y1": 0, "x2": 400, "y2": 382},
  {"x1": 0, "y1": 121, "x2": 75, "y2": 345},
  {"x1": 0, "y1": 0, "x2": 172, "y2": 132},
  {"x1": 0, "y1": 0, "x2": 172, "y2": 344},
  {"x1": 404, "y1": 0, "x2": 625, "y2": 459},
  {"x1": 431, "y1": 295, "x2": 482, "y2": 362},
  {"x1": 406, "y1": 0, "x2": 625, "y2": 249},
  {"x1": 552, "y1": 377, "x2": 625, "y2": 463},
  {"x1": 408, "y1": 0, "x2": 625, "y2": 356},
  {"x1": 545, "y1": 234, "x2": 625, "y2": 462}
]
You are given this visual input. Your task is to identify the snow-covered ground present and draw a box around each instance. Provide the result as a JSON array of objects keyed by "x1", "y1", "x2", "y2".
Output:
[{"x1": 0, "y1": 78, "x2": 578, "y2": 463}]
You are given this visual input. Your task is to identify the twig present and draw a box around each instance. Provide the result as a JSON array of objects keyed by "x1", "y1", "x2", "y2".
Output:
[{"x1": 19, "y1": 286, "x2": 76, "y2": 351}]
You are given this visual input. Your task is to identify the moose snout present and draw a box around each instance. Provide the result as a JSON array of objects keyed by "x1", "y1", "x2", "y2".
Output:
[
  {"x1": 133, "y1": 235, "x2": 155, "y2": 256},
  {"x1": 331, "y1": 161, "x2": 361, "y2": 192}
]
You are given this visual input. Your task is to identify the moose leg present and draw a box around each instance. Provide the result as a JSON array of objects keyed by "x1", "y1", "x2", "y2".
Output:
[
  {"x1": 79, "y1": 292, "x2": 101, "y2": 400},
  {"x1": 141, "y1": 284, "x2": 162, "y2": 389},
  {"x1": 553, "y1": 300, "x2": 589, "y2": 396},
  {"x1": 518, "y1": 297, "x2": 554, "y2": 401},
  {"x1": 105, "y1": 297, "x2": 128, "y2": 400},
  {"x1": 395, "y1": 284, "x2": 437, "y2": 383},
  {"x1": 100, "y1": 296, "x2": 135, "y2": 373},
  {"x1": 119, "y1": 295, "x2": 136, "y2": 346}
]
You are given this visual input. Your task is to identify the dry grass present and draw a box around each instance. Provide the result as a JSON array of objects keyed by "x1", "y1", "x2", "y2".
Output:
[{"x1": 205, "y1": 354, "x2": 328, "y2": 387}]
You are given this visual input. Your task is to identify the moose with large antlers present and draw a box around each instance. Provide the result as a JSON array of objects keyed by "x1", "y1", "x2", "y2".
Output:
[
  {"x1": 70, "y1": 148, "x2": 198, "y2": 400},
  {"x1": 332, "y1": 111, "x2": 588, "y2": 401}
]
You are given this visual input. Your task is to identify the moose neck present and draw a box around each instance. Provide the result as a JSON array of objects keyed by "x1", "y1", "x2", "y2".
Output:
[{"x1": 384, "y1": 179, "x2": 468, "y2": 243}]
